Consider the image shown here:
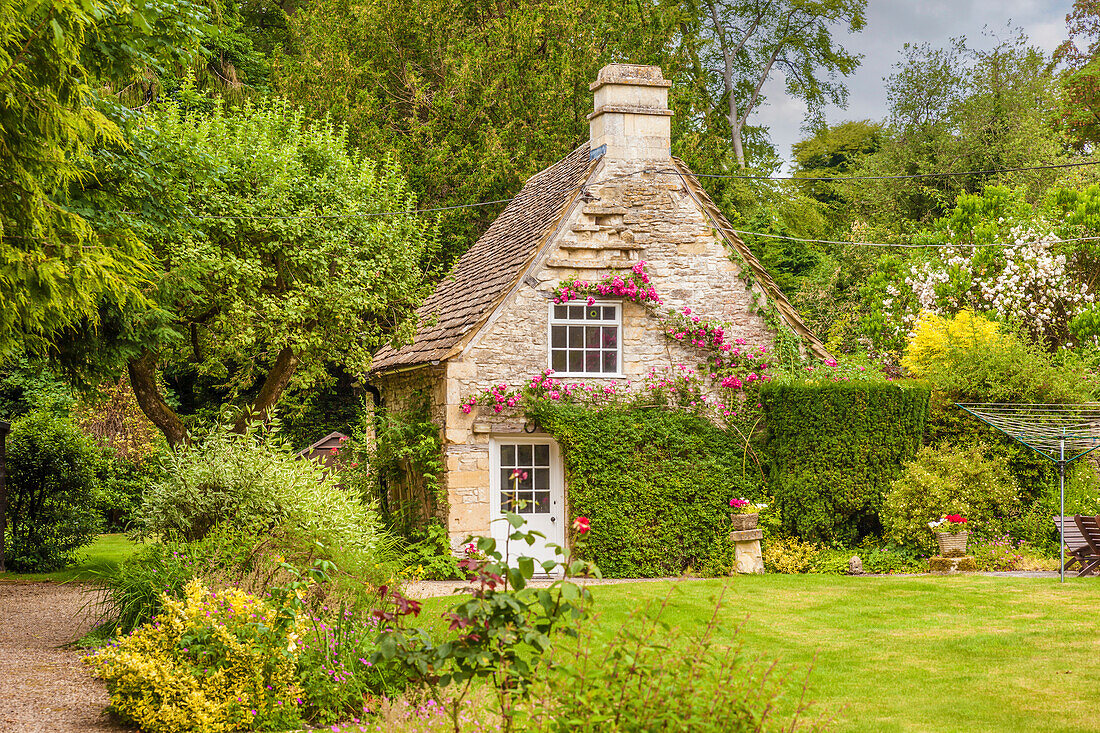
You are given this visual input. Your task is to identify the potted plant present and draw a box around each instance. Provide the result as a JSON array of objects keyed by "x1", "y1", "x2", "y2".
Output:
[
  {"x1": 929, "y1": 514, "x2": 970, "y2": 555},
  {"x1": 729, "y1": 498, "x2": 764, "y2": 531}
]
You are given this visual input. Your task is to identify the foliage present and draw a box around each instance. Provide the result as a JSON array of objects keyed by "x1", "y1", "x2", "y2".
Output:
[
  {"x1": 1054, "y1": 0, "x2": 1100, "y2": 150},
  {"x1": 762, "y1": 535, "x2": 924, "y2": 575},
  {"x1": 0, "y1": 0, "x2": 208, "y2": 354},
  {"x1": 94, "y1": 450, "x2": 164, "y2": 530},
  {"x1": 64, "y1": 96, "x2": 438, "y2": 446},
  {"x1": 0, "y1": 352, "x2": 73, "y2": 416},
  {"x1": 275, "y1": 0, "x2": 680, "y2": 264},
  {"x1": 762, "y1": 536, "x2": 820, "y2": 574},
  {"x1": 901, "y1": 316, "x2": 1090, "y2": 403},
  {"x1": 354, "y1": 394, "x2": 444, "y2": 533},
  {"x1": 135, "y1": 421, "x2": 386, "y2": 561},
  {"x1": 530, "y1": 401, "x2": 756, "y2": 577},
  {"x1": 792, "y1": 120, "x2": 883, "y2": 209},
  {"x1": 882, "y1": 443, "x2": 1021, "y2": 555},
  {"x1": 902, "y1": 311, "x2": 1004, "y2": 377},
  {"x1": 4, "y1": 410, "x2": 102, "y2": 570},
  {"x1": 850, "y1": 33, "x2": 1069, "y2": 229},
  {"x1": 74, "y1": 375, "x2": 165, "y2": 462},
  {"x1": 862, "y1": 187, "x2": 1095, "y2": 353},
  {"x1": 396, "y1": 522, "x2": 462, "y2": 581},
  {"x1": 761, "y1": 380, "x2": 930, "y2": 545},
  {"x1": 373, "y1": 514, "x2": 598, "y2": 731},
  {"x1": 86, "y1": 578, "x2": 303, "y2": 733},
  {"x1": 518, "y1": 592, "x2": 824, "y2": 732}
]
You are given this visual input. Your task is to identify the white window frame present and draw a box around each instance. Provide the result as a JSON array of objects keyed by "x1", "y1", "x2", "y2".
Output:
[{"x1": 546, "y1": 299, "x2": 623, "y2": 378}]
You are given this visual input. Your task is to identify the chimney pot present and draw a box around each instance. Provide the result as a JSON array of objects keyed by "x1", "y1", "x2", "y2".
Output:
[{"x1": 588, "y1": 64, "x2": 672, "y2": 162}]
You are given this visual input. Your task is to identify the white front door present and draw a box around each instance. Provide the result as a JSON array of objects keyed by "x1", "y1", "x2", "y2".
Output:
[{"x1": 489, "y1": 437, "x2": 565, "y2": 572}]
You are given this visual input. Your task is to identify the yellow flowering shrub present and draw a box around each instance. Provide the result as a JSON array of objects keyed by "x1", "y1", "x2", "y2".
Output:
[
  {"x1": 901, "y1": 310, "x2": 1005, "y2": 377},
  {"x1": 86, "y1": 579, "x2": 304, "y2": 733}
]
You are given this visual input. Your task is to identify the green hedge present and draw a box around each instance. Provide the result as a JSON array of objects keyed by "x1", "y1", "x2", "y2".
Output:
[
  {"x1": 530, "y1": 402, "x2": 762, "y2": 578},
  {"x1": 760, "y1": 381, "x2": 930, "y2": 545}
]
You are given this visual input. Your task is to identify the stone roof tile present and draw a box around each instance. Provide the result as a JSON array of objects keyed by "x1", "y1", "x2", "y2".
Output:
[{"x1": 371, "y1": 144, "x2": 595, "y2": 372}]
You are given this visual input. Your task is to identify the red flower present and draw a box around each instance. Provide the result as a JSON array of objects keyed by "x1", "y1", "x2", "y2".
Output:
[
  {"x1": 572, "y1": 516, "x2": 590, "y2": 534},
  {"x1": 946, "y1": 514, "x2": 968, "y2": 524}
]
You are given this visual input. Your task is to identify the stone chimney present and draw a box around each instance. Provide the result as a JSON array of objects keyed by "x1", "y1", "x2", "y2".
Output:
[{"x1": 588, "y1": 64, "x2": 672, "y2": 162}]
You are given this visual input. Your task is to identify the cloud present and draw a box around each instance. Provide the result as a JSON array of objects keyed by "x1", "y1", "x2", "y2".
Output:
[{"x1": 764, "y1": 0, "x2": 1072, "y2": 169}]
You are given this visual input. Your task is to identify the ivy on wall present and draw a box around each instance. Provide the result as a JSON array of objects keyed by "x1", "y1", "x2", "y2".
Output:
[
  {"x1": 529, "y1": 401, "x2": 764, "y2": 577},
  {"x1": 352, "y1": 393, "x2": 444, "y2": 534},
  {"x1": 760, "y1": 380, "x2": 931, "y2": 545}
]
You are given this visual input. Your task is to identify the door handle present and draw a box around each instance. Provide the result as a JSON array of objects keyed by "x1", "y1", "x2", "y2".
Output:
[{"x1": 550, "y1": 516, "x2": 556, "y2": 522}]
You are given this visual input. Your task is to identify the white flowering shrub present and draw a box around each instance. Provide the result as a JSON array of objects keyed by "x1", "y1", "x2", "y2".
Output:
[{"x1": 862, "y1": 187, "x2": 1095, "y2": 354}]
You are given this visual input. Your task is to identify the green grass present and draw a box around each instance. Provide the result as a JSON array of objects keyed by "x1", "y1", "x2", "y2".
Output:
[
  {"x1": 0, "y1": 533, "x2": 139, "y2": 583},
  {"x1": 584, "y1": 575, "x2": 1100, "y2": 733}
]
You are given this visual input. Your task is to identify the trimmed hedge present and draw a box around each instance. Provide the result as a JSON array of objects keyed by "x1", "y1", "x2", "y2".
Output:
[
  {"x1": 530, "y1": 402, "x2": 762, "y2": 577},
  {"x1": 761, "y1": 381, "x2": 930, "y2": 545}
]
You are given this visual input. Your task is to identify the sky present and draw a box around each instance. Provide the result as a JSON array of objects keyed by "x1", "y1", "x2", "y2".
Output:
[{"x1": 755, "y1": 0, "x2": 1074, "y2": 170}]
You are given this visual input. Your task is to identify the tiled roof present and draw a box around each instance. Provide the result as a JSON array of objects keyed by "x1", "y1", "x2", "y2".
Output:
[
  {"x1": 370, "y1": 144, "x2": 595, "y2": 372},
  {"x1": 370, "y1": 146, "x2": 830, "y2": 373}
]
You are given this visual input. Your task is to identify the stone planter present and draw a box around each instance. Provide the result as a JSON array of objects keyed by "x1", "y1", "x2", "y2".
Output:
[
  {"x1": 730, "y1": 512, "x2": 759, "y2": 531},
  {"x1": 935, "y1": 531, "x2": 969, "y2": 557}
]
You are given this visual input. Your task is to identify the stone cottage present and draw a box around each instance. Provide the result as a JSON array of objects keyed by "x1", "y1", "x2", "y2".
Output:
[{"x1": 369, "y1": 64, "x2": 828, "y2": 562}]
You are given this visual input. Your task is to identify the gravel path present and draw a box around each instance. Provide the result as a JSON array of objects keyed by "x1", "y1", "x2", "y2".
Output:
[{"x1": 0, "y1": 581, "x2": 132, "y2": 733}]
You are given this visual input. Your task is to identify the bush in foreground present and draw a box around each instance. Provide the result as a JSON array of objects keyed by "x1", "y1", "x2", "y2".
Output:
[{"x1": 86, "y1": 578, "x2": 302, "y2": 733}]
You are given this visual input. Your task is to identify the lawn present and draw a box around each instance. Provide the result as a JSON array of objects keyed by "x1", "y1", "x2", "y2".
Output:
[
  {"x1": 583, "y1": 575, "x2": 1100, "y2": 733},
  {"x1": 0, "y1": 533, "x2": 139, "y2": 583}
]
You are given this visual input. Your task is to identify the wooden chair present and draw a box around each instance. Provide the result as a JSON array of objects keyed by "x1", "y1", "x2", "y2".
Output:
[
  {"x1": 1053, "y1": 516, "x2": 1099, "y2": 577},
  {"x1": 1073, "y1": 515, "x2": 1100, "y2": 577}
]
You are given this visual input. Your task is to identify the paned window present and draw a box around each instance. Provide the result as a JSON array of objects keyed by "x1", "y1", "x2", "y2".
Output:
[
  {"x1": 549, "y1": 302, "x2": 620, "y2": 375},
  {"x1": 499, "y1": 443, "x2": 551, "y2": 514}
]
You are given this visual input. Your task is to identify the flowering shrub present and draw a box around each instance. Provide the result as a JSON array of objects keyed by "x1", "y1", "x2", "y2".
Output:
[
  {"x1": 373, "y1": 513, "x2": 599, "y2": 727},
  {"x1": 729, "y1": 498, "x2": 765, "y2": 515},
  {"x1": 862, "y1": 187, "x2": 1095, "y2": 353},
  {"x1": 86, "y1": 579, "x2": 303, "y2": 733},
  {"x1": 551, "y1": 260, "x2": 661, "y2": 306}
]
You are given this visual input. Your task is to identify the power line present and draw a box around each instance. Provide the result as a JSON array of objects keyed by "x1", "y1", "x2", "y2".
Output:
[
  {"x1": 727, "y1": 228, "x2": 1100, "y2": 249},
  {"x1": 150, "y1": 198, "x2": 515, "y2": 222},
  {"x1": 149, "y1": 159, "x2": 1100, "y2": 222},
  {"x1": 684, "y1": 158, "x2": 1100, "y2": 182}
]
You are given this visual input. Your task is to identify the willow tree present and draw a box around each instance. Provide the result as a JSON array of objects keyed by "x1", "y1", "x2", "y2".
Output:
[
  {"x1": 0, "y1": 0, "x2": 207, "y2": 354},
  {"x1": 62, "y1": 98, "x2": 437, "y2": 447}
]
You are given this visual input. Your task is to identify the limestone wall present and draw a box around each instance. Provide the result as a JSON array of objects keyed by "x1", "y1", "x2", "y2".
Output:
[{"x1": 438, "y1": 160, "x2": 779, "y2": 543}]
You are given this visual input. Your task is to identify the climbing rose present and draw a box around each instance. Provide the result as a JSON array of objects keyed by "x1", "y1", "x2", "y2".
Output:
[{"x1": 572, "y1": 516, "x2": 590, "y2": 534}]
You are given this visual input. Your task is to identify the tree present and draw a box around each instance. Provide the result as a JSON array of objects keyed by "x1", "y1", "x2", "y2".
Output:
[
  {"x1": 0, "y1": 0, "x2": 208, "y2": 355},
  {"x1": 684, "y1": 0, "x2": 866, "y2": 168},
  {"x1": 273, "y1": 0, "x2": 681, "y2": 265},
  {"x1": 61, "y1": 98, "x2": 438, "y2": 447},
  {"x1": 853, "y1": 33, "x2": 1069, "y2": 229},
  {"x1": 792, "y1": 119, "x2": 882, "y2": 211},
  {"x1": 1054, "y1": 0, "x2": 1100, "y2": 151}
]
